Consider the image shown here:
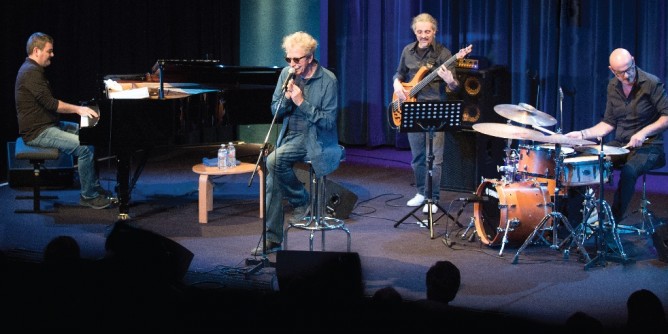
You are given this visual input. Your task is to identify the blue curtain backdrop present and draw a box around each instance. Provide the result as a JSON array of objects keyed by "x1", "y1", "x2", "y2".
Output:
[
  {"x1": 330, "y1": 0, "x2": 668, "y2": 173},
  {"x1": 2, "y1": 0, "x2": 668, "y2": 176}
]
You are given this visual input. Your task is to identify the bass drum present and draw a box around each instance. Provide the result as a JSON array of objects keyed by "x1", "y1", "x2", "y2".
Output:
[{"x1": 474, "y1": 179, "x2": 552, "y2": 247}]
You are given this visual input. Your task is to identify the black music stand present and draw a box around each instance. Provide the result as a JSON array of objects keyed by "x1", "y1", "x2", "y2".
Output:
[{"x1": 394, "y1": 101, "x2": 462, "y2": 239}]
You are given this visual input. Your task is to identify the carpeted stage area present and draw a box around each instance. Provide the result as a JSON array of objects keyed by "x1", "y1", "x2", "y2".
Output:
[{"x1": 1, "y1": 144, "x2": 667, "y2": 331}]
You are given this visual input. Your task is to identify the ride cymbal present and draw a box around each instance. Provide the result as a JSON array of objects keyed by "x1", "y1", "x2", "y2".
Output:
[
  {"x1": 472, "y1": 123, "x2": 544, "y2": 140},
  {"x1": 494, "y1": 103, "x2": 558, "y2": 127}
]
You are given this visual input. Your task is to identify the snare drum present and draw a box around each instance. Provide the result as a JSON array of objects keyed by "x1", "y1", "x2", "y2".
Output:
[
  {"x1": 518, "y1": 145, "x2": 575, "y2": 178},
  {"x1": 561, "y1": 155, "x2": 610, "y2": 187}
]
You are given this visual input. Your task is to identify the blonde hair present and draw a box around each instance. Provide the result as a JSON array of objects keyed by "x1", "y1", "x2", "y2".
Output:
[
  {"x1": 411, "y1": 13, "x2": 438, "y2": 33},
  {"x1": 282, "y1": 31, "x2": 318, "y2": 56}
]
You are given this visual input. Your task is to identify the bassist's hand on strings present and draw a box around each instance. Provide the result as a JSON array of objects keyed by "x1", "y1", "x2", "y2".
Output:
[
  {"x1": 437, "y1": 65, "x2": 458, "y2": 91},
  {"x1": 392, "y1": 79, "x2": 407, "y2": 101}
]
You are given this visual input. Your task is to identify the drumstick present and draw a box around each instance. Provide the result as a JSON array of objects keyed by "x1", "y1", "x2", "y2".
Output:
[
  {"x1": 532, "y1": 124, "x2": 556, "y2": 135},
  {"x1": 622, "y1": 137, "x2": 647, "y2": 149}
]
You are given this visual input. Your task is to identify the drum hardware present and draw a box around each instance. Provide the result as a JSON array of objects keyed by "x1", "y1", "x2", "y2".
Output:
[
  {"x1": 498, "y1": 218, "x2": 520, "y2": 256},
  {"x1": 511, "y1": 143, "x2": 589, "y2": 264},
  {"x1": 461, "y1": 216, "x2": 477, "y2": 240},
  {"x1": 578, "y1": 142, "x2": 634, "y2": 269}
]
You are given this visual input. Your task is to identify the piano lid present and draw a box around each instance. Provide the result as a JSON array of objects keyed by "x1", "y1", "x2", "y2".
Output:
[{"x1": 149, "y1": 59, "x2": 282, "y2": 87}]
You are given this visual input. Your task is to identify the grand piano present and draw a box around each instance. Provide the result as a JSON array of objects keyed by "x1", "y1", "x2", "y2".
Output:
[{"x1": 80, "y1": 60, "x2": 281, "y2": 219}]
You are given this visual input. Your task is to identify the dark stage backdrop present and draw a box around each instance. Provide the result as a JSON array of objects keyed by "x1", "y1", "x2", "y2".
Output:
[{"x1": 2, "y1": 0, "x2": 668, "y2": 184}]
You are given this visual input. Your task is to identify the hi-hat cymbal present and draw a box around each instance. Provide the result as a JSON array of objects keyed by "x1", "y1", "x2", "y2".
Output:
[
  {"x1": 527, "y1": 133, "x2": 596, "y2": 146},
  {"x1": 472, "y1": 123, "x2": 544, "y2": 140},
  {"x1": 575, "y1": 145, "x2": 630, "y2": 155},
  {"x1": 494, "y1": 103, "x2": 558, "y2": 127}
]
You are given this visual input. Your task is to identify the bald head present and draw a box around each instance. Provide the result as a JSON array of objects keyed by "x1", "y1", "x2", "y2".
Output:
[{"x1": 609, "y1": 48, "x2": 633, "y2": 68}]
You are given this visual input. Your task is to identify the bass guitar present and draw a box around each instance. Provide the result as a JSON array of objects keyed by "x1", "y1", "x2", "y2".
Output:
[{"x1": 389, "y1": 44, "x2": 473, "y2": 128}]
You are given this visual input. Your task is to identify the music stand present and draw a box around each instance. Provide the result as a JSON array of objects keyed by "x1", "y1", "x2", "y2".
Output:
[{"x1": 394, "y1": 101, "x2": 462, "y2": 239}]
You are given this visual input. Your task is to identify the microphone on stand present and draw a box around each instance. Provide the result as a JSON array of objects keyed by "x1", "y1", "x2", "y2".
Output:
[
  {"x1": 457, "y1": 195, "x2": 489, "y2": 202},
  {"x1": 281, "y1": 68, "x2": 296, "y2": 92}
]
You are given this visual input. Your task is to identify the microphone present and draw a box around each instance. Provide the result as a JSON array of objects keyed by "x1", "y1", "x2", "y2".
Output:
[
  {"x1": 457, "y1": 195, "x2": 489, "y2": 202},
  {"x1": 281, "y1": 68, "x2": 296, "y2": 92}
]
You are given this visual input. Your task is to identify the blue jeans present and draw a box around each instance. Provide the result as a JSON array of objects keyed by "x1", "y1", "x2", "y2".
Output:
[
  {"x1": 264, "y1": 131, "x2": 310, "y2": 243},
  {"x1": 27, "y1": 121, "x2": 101, "y2": 199},
  {"x1": 609, "y1": 144, "x2": 666, "y2": 221},
  {"x1": 408, "y1": 131, "x2": 444, "y2": 201}
]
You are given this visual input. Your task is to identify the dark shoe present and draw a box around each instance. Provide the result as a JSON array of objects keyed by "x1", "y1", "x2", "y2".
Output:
[
  {"x1": 288, "y1": 204, "x2": 310, "y2": 225},
  {"x1": 80, "y1": 194, "x2": 112, "y2": 209},
  {"x1": 95, "y1": 186, "x2": 114, "y2": 198},
  {"x1": 250, "y1": 241, "x2": 282, "y2": 256}
]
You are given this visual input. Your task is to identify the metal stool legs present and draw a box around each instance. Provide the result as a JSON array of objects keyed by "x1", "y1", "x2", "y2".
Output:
[
  {"x1": 284, "y1": 166, "x2": 351, "y2": 252},
  {"x1": 619, "y1": 173, "x2": 657, "y2": 236}
]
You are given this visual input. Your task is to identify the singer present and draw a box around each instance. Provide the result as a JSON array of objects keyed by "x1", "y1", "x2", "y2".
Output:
[{"x1": 251, "y1": 31, "x2": 340, "y2": 256}]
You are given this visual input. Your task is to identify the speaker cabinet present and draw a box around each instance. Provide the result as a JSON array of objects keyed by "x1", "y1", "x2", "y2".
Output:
[
  {"x1": 276, "y1": 250, "x2": 363, "y2": 299},
  {"x1": 6, "y1": 141, "x2": 74, "y2": 189},
  {"x1": 105, "y1": 221, "x2": 194, "y2": 281},
  {"x1": 450, "y1": 66, "x2": 511, "y2": 128},
  {"x1": 652, "y1": 223, "x2": 668, "y2": 263},
  {"x1": 441, "y1": 66, "x2": 510, "y2": 192},
  {"x1": 442, "y1": 130, "x2": 505, "y2": 193},
  {"x1": 294, "y1": 168, "x2": 358, "y2": 219}
]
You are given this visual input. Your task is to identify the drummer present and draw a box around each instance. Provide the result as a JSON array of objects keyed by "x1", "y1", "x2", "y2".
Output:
[{"x1": 565, "y1": 48, "x2": 668, "y2": 224}]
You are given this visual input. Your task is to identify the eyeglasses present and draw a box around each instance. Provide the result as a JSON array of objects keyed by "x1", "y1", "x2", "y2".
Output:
[
  {"x1": 612, "y1": 61, "x2": 635, "y2": 77},
  {"x1": 285, "y1": 55, "x2": 308, "y2": 63}
]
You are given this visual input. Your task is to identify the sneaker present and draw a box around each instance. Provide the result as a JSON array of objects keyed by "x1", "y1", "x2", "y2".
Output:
[
  {"x1": 407, "y1": 194, "x2": 425, "y2": 207},
  {"x1": 250, "y1": 241, "x2": 282, "y2": 256},
  {"x1": 288, "y1": 204, "x2": 310, "y2": 225},
  {"x1": 79, "y1": 194, "x2": 112, "y2": 209},
  {"x1": 422, "y1": 204, "x2": 438, "y2": 214}
]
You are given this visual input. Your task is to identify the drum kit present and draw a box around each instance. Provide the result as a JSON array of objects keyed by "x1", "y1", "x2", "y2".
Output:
[{"x1": 467, "y1": 103, "x2": 631, "y2": 266}]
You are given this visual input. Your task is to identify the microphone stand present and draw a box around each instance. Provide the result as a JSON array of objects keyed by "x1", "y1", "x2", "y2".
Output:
[{"x1": 245, "y1": 89, "x2": 287, "y2": 273}]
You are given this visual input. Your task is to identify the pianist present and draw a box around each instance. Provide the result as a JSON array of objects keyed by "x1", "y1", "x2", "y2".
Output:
[
  {"x1": 251, "y1": 31, "x2": 340, "y2": 256},
  {"x1": 15, "y1": 32, "x2": 113, "y2": 209}
]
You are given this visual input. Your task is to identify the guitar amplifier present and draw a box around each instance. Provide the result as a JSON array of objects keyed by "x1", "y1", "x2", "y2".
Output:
[{"x1": 456, "y1": 56, "x2": 489, "y2": 70}]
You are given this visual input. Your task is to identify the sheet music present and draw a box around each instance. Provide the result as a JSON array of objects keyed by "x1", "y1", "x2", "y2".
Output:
[{"x1": 107, "y1": 87, "x2": 150, "y2": 99}]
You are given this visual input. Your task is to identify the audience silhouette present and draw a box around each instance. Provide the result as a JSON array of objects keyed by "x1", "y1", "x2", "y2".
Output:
[{"x1": 626, "y1": 288, "x2": 667, "y2": 333}]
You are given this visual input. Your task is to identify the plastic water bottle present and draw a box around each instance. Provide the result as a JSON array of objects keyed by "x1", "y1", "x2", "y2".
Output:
[
  {"x1": 217, "y1": 144, "x2": 228, "y2": 170},
  {"x1": 227, "y1": 142, "x2": 236, "y2": 167}
]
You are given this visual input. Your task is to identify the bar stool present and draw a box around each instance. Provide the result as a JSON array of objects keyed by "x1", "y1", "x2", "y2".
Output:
[
  {"x1": 284, "y1": 145, "x2": 351, "y2": 252},
  {"x1": 618, "y1": 172, "x2": 657, "y2": 236},
  {"x1": 14, "y1": 137, "x2": 60, "y2": 213}
]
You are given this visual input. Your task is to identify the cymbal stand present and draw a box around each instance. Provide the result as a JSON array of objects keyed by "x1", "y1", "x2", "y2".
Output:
[
  {"x1": 583, "y1": 144, "x2": 632, "y2": 270},
  {"x1": 498, "y1": 138, "x2": 518, "y2": 183},
  {"x1": 512, "y1": 143, "x2": 586, "y2": 264}
]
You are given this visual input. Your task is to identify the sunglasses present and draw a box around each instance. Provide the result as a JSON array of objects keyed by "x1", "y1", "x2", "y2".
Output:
[{"x1": 285, "y1": 55, "x2": 308, "y2": 63}]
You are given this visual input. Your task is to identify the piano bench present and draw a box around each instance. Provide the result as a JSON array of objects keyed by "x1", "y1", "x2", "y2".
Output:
[
  {"x1": 192, "y1": 162, "x2": 264, "y2": 224},
  {"x1": 14, "y1": 137, "x2": 60, "y2": 214}
]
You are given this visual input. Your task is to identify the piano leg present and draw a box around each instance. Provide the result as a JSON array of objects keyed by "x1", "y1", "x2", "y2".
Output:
[{"x1": 116, "y1": 151, "x2": 132, "y2": 220}]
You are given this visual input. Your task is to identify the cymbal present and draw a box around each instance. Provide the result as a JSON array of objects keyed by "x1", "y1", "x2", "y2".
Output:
[
  {"x1": 472, "y1": 123, "x2": 544, "y2": 140},
  {"x1": 494, "y1": 103, "x2": 558, "y2": 127},
  {"x1": 575, "y1": 145, "x2": 630, "y2": 155},
  {"x1": 527, "y1": 134, "x2": 596, "y2": 146}
]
